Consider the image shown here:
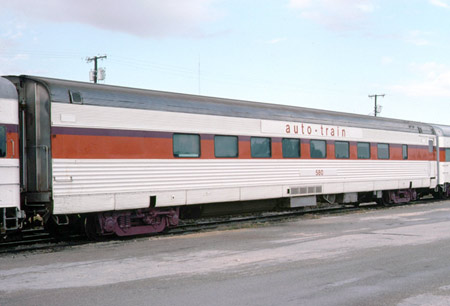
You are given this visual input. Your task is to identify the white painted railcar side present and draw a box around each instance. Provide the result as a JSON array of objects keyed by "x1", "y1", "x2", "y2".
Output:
[
  {"x1": 0, "y1": 77, "x2": 21, "y2": 232},
  {"x1": 432, "y1": 125, "x2": 450, "y2": 194},
  {"x1": 51, "y1": 102, "x2": 436, "y2": 214},
  {"x1": 1, "y1": 75, "x2": 444, "y2": 237}
]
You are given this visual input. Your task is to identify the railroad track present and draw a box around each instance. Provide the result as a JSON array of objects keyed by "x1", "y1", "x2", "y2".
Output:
[
  {"x1": 0, "y1": 198, "x2": 442, "y2": 255},
  {"x1": 0, "y1": 228, "x2": 56, "y2": 253},
  {"x1": 171, "y1": 205, "x2": 363, "y2": 234},
  {"x1": 155, "y1": 197, "x2": 439, "y2": 236}
]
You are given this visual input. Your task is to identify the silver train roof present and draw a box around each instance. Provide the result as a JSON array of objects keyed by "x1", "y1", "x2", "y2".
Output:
[
  {"x1": 0, "y1": 77, "x2": 18, "y2": 100},
  {"x1": 6, "y1": 75, "x2": 436, "y2": 135},
  {"x1": 431, "y1": 124, "x2": 450, "y2": 137}
]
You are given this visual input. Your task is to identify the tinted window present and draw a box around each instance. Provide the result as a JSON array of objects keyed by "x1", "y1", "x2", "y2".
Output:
[
  {"x1": 335, "y1": 141, "x2": 349, "y2": 159},
  {"x1": 69, "y1": 90, "x2": 83, "y2": 104},
  {"x1": 251, "y1": 137, "x2": 271, "y2": 158},
  {"x1": 282, "y1": 138, "x2": 300, "y2": 158},
  {"x1": 0, "y1": 126, "x2": 5, "y2": 158},
  {"x1": 173, "y1": 134, "x2": 200, "y2": 157},
  {"x1": 377, "y1": 143, "x2": 389, "y2": 159},
  {"x1": 402, "y1": 144, "x2": 408, "y2": 160},
  {"x1": 446, "y1": 148, "x2": 450, "y2": 162},
  {"x1": 310, "y1": 140, "x2": 326, "y2": 158},
  {"x1": 215, "y1": 135, "x2": 238, "y2": 158},
  {"x1": 357, "y1": 142, "x2": 370, "y2": 159}
]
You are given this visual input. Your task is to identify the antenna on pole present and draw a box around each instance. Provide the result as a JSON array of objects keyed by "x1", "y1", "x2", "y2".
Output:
[
  {"x1": 86, "y1": 55, "x2": 107, "y2": 83},
  {"x1": 368, "y1": 94, "x2": 385, "y2": 117}
]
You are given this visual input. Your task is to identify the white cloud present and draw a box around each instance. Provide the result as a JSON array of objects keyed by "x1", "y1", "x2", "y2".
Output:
[
  {"x1": 288, "y1": 0, "x2": 376, "y2": 31},
  {"x1": 356, "y1": 3, "x2": 375, "y2": 13},
  {"x1": 264, "y1": 37, "x2": 287, "y2": 44},
  {"x1": 0, "y1": 50, "x2": 30, "y2": 75},
  {"x1": 381, "y1": 56, "x2": 394, "y2": 65},
  {"x1": 1, "y1": 0, "x2": 219, "y2": 38},
  {"x1": 0, "y1": 37, "x2": 15, "y2": 50},
  {"x1": 429, "y1": 0, "x2": 450, "y2": 8},
  {"x1": 289, "y1": 0, "x2": 313, "y2": 9},
  {"x1": 405, "y1": 30, "x2": 433, "y2": 46},
  {"x1": 392, "y1": 62, "x2": 450, "y2": 97}
]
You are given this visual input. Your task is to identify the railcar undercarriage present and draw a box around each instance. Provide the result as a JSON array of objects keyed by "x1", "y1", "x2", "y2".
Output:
[
  {"x1": 83, "y1": 208, "x2": 180, "y2": 239},
  {"x1": 0, "y1": 186, "x2": 447, "y2": 241}
]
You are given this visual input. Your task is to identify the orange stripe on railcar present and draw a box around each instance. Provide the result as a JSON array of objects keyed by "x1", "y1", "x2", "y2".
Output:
[
  {"x1": 51, "y1": 127, "x2": 435, "y2": 161},
  {"x1": 2, "y1": 124, "x2": 19, "y2": 159}
]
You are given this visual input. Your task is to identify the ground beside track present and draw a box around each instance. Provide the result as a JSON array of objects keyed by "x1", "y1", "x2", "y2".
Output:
[{"x1": 1, "y1": 201, "x2": 450, "y2": 306}]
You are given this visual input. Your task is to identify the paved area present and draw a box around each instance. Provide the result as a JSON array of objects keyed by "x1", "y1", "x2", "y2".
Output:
[{"x1": 2, "y1": 201, "x2": 450, "y2": 305}]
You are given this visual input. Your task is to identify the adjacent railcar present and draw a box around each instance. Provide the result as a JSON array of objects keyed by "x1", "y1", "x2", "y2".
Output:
[
  {"x1": 0, "y1": 75, "x2": 445, "y2": 238},
  {"x1": 0, "y1": 77, "x2": 21, "y2": 235},
  {"x1": 431, "y1": 124, "x2": 450, "y2": 197}
]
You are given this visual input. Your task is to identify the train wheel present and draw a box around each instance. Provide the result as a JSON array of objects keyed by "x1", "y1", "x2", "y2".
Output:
[
  {"x1": 433, "y1": 186, "x2": 446, "y2": 200},
  {"x1": 83, "y1": 214, "x2": 102, "y2": 241},
  {"x1": 376, "y1": 193, "x2": 390, "y2": 206},
  {"x1": 444, "y1": 184, "x2": 450, "y2": 199}
]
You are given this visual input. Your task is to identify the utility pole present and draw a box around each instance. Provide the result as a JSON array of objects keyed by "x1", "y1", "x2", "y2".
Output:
[
  {"x1": 86, "y1": 55, "x2": 107, "y2": 83},
  {"x1": 368, "y1": 94, "x2": 385, "y2": 117}
]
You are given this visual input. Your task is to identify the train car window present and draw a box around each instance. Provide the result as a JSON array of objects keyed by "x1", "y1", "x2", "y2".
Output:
[
  {"x1": 377, "y1": 143, "x2": 390, "y2": 159},
  {"x1": 402, "y1": 145, "x2": 408, "y2": 160},
  {"x1": 215, "y1": 135, "x2": 238, "y2": 158},
  {"x1": 282, "y1": 138, "x2": 300, "y2": 158},
  {"x1": 428, "y1": 139, "x2": 434, "y2": 153},
  {"x1": 251, "y1": 137, "x2": 271, "y2": 158},
  {"x1": 335, "y1": 141, "x2": 349, "y2": 159},
  {"x1": 173, "y1": 134, "x2": 200, "y2": 157},
  {"x1": 357, "y1": 142, "x2": 370, "y2": 159},
  {"x1": 310, "y1": 140, "x2": 326, "y2": 158},
  {"x1": 0, "y1": 126, "x2": 6, "y2": 158},
  {"x1": 68, "y1": 90, "x2": 83, "y2": 104},
  {"x1": 446, "y1": 148, "x2": 450, "y2": 162}
]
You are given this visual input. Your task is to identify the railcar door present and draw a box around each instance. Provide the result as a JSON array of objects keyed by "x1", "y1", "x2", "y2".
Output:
[{"x1": 6, "y1": 76, "x2": 53, "y2": 218}]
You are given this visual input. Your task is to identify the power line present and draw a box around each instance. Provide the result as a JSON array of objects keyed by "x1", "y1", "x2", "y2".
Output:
[{"x1": 0, "y1": 49, "x2": 371, "y2": 99}]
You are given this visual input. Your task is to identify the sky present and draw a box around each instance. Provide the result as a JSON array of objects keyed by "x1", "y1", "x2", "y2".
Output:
[{"x1": 1, "y1": 0, "x2": 450, "y2": 124}]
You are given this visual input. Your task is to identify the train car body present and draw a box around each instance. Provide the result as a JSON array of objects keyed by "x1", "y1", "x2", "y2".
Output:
[
  {"x1": 0, "y1": 75, "x2": 446, "y2": 237},
  {"x1": 431, "y1": 124, "x2": 450, "y2": 197},
  {"x1": 0, "y1": 77, "x2": 21, "y2": 234}
]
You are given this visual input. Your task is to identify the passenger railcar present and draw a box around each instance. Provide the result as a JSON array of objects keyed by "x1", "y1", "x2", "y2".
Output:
[
  {"x1": 0, "y1": 78, "x2": 21, "y2": 235},
  {"x1": 0, "y1": 75, "x2": 447, "y2": 238},
  {"x1": 431, "y1": 124, "x2": 450, "y2": 198}
]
